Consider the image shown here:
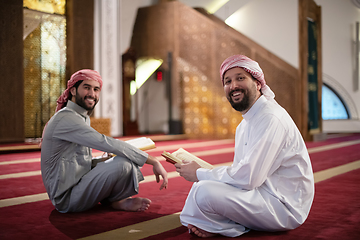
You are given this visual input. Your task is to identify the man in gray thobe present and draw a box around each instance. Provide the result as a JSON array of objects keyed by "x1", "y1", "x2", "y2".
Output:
[{"x1": 41, "y1": 69, "x2": 168, "y2": 213}]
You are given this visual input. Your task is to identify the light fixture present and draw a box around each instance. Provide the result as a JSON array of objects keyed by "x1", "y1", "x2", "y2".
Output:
[
  {"x1": 130, "y1": 80, "x2": 137, "y2": 95},
  {"x1": 225, "y1": 12, "x2": 237, "y2": 27},
  {"x1": 207, "y1": 0, "x2": 229, "y2": 14},
  {"x1": 131, "y1": 58, "x2": 163, "y2": 95}
]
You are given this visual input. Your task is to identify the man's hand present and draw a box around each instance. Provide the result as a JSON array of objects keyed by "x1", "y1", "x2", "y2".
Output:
[
  {"x1": 175, "y1": 160, "x2": 201, "y2": 182},
  {"x1": 146, "y1": 155, "x2": 168, "y2": 190}
]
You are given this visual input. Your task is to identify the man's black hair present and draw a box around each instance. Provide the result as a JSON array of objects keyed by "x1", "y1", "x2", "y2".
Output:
[{"x1": 68, "y1": 80, "x2": 84, "y2": 100}]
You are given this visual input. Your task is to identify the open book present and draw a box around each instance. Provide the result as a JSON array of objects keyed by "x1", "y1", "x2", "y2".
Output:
[
  {"x1": 162, "y1": 148, "x2": 213, "y2": 169},
  {"x1": 125, "y1": 137, "x2": 156, "y2": 151}
]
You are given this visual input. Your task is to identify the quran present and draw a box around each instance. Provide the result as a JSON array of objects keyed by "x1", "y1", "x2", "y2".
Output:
[
  {"x1": 162, "y1": 148, "x2": 213, "y2": 169},
  {"x1": 125, "y1": 137, "x2": 156, "y2": 151}
]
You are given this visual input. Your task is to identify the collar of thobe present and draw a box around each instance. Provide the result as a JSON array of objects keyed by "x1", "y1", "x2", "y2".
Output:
[
  {"x1": 242, "y1": 95, "x2": 267, "y2": 121},
  {"x1": 66, "y1": 100, "x2": 90, "y2": 121}
]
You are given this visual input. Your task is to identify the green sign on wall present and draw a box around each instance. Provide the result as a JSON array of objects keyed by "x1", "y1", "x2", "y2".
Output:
[{"x1": 308, "y1": 20, "x2": 320, "y2": 134}]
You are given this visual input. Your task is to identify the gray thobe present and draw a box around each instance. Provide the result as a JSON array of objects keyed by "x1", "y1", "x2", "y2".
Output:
[{"x1": 41, "y1": 101, "x2": 148, "y2": 212}]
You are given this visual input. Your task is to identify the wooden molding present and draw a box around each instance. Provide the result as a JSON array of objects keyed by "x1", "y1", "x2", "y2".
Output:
[{"x1": 299, "y1": 0, "x2": 322, "y2": 141}]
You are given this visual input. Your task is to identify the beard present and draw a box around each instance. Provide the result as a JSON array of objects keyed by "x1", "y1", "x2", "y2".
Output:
[
  {"x1": 74, "y1": 94, "x2": 98, "y2": 111},
  {"x1": 227, "y1": 89, "x2": 251, "y2": 112}
]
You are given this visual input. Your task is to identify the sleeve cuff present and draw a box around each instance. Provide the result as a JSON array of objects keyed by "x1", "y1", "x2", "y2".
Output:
[
  {"x1": 196, "y1": 168, "x2": 211, "y2": 181},
  {"x1": 141, "y1": 152, "x2": 149, "y2": 167},
  {"x1": 135, "y1": 150, "x2": 148, "y2": 167}
]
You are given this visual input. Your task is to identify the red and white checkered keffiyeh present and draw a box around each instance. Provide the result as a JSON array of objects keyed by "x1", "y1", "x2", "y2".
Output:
[
  {"x1": 219, "y1": 55, "x2": 275, "y2": 101},
  {"x1": 40, "y1": 69, "x2": 103, "y2": 147},
  {"x1": 55, "y1": 69, "x2": 103, "y2": 112}
]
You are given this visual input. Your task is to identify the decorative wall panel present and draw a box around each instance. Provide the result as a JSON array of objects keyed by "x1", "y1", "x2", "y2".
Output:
[
  {"x1": 24, "y1": 26, "x2": 42, "y2": 138},
  {"x1": 23, "y1": 9, "x2": 66, "y2": 138}
]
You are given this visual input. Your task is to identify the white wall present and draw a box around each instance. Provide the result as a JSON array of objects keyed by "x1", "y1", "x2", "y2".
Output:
[
  {"x1": 114, "y1": 0, "x2": 360, "y2": 134},
  {"x1": 222, "y1": 0, "x2": 299, "y2": 68},
  {"x1": 315, "y1": 0, "x2": 360, "y2": 133},
  {"x1": 136, "y1": 74, "x2": 169, "y2": 134}
]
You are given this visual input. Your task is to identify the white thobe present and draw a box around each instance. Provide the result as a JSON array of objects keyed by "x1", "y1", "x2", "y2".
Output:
[{"x1": 180, "y1": 96, "x2": 315, "y2": 237}]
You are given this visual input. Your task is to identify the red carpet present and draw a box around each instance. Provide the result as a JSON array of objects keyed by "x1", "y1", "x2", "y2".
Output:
[
  {"x1": 0, "y1": 134, "x2": 359, "y2": 239},
  {"x1": 310, "y1": 143, "x2": 360, "y2": 172},
  {"x1": 0, "y1": 176, "x2": 45, "y2": 200}
]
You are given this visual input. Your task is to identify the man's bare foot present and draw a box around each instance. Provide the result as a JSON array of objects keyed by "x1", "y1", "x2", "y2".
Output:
[
  {"x1": 188, "y1": 224, "x2": 217, "y2": 238},
  {"x1": 111, "y1": 197, "x2": 151, "y2": 212}
]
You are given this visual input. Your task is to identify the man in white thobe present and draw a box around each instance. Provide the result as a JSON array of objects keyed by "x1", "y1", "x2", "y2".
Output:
[{"x1": 175, "y1": 55, "x2": 314, "y2": 237}]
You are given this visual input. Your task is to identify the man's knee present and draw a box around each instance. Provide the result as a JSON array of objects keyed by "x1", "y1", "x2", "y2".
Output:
[
  {"x1": 193, "y1": 181, "x2": 220, "y2": 211},
  {"x1": 98, "y1": 157, "x2": 134, "y2": 180},
  {"x1": 115, "y1": 156, "x2": 133, "y2": 170}
]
